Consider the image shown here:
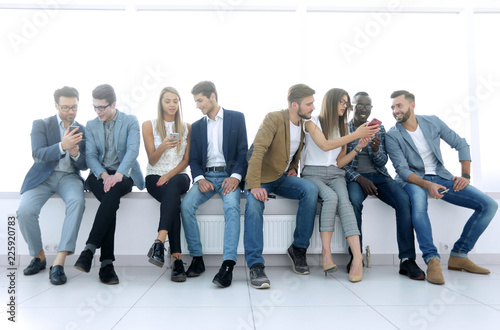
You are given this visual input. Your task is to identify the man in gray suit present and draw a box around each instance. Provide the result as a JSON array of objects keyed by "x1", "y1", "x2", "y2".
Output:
[
  {"x1": 74, "y1": 84, "x2": 145, "y2": 285},
  {"x1": 386, "y1": 90, "x2": 498, "y2": 285},
  {"x1": 17, "y1": 86, "x2": 86, "y2": 285}
]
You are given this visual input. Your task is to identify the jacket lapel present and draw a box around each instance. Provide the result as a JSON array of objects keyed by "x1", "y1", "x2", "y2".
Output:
[
  {"x1": 397, "y1": 123, "x2": 419, "y2": 155},
  {"x1": 49, "y1": 115, "x2": 61, "y2": 144},
  {"x1": 201, "y1": 116, "x2": 208, "y2": 164},
  {"x1": 222, "y1": 109, "x2": 229, "y2": 159},
  {"x1": 113, "y1": 110, "x2": 122, "y2": 152}
]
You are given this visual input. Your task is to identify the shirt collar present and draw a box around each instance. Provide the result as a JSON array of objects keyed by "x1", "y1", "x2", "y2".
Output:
[{"x1": 207, "y1": 107, "x2": 223, "y2": 122}]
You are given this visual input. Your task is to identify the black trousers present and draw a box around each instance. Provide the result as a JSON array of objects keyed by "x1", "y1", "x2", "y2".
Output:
[
  {"x1": 146, "y1": 173, "x2": 190, "y2": 254},
  {"x1": 86, "y1": 172, "x2": 133, "y2": 261}
]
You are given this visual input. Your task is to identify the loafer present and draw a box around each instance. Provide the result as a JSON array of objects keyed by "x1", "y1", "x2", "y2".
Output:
[
  {"x1": 212, "y1": 260, "x2": 235, "y2": 288},
  {"x1": 147, "y1": 240, "x2": 165, "y2": 268},
  {"x1": 99, "y1": 264, "x2": 119, "y2": 285},
  {"x1": 287, "y1": 244, "x2": 309, "y2": 275},
  {"x1": 399, "y1": 259, "x2": 425, "y2": 280},
  {"x1": 74, "y1": 249, "x2": 94, "y2": 273},
  {"x1": 171, "y1": 259, "x2": 187, "y2": 282},
  {"x1": 186, "y1": 256, "x2": 205, "y2": 277},
  {"x1": 249, "y1": 263, "x2": 270, "y2": 289},
  {"x1": 24, "y1": 257, "x2": 46, "y2": 275},
  {"x1": 448, "y1": 256, "x2": 490, "y2": 274},
  {"x1": 49, "y1": 265, "x2": 67, "y2": 285}
]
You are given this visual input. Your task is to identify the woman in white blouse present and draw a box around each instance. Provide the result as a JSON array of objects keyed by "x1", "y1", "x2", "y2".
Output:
[
  {"x1": 143, "y1": 87, "x2": 191, "y2": 282},
  {"x1": 302, "y1": 88, "x2": 378, "y2": 282}
]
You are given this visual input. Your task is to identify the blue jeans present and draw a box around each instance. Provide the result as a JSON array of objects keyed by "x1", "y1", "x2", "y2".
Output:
[
  {"x1": 180, "y1": 171, "x2": 241, "y2": 262},
  {"x1": 404, "y1": 175, "x2": 497, "y2": 263},
  {"x1": 243, "y1": 175, "x2": 318, "y2": 268},
  {"x1": 347, "y1": 173, "x2": 415, "y2": 259},
  {"x1": 17, "y1": 171, "x2": 85, "y2": 257}
]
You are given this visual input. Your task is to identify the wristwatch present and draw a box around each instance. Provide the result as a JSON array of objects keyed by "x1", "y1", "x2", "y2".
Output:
[
  {"x1": 462, "y1": 173, "x2": 471, "y2": 179},
  {"x1": 354, "y1": 148, "x2": 361, "y2": 154}
]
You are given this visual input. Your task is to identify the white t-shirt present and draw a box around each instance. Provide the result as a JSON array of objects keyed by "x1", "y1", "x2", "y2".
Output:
[
  {"x1": 302, "y1": 116, "x2": 341, "y2": 167},
  {"x1": 286, "y1": 120, "x2": 302, "y2": 172},
  {"x1": 407, "y1": 124, "x2": 438, "y2": 175}
]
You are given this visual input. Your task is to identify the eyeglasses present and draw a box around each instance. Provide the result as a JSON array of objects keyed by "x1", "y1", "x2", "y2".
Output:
[
  {"x1": 339, "y1": 99, "x2": 350, "y2": 107},
  {"x1": 93, "y1": 103, "x2": 111, "y2": 112},
  {"x1": 355, "y1": 104, "x2": 373, "y2": 111},
  {"x1": 58, "y1": 104, "x2": 78, "y2": 112}
]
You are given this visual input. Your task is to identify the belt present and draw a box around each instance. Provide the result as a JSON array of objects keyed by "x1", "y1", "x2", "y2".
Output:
[{"x1": 205, "y1": 166, "x2": 225, "y2": 172}]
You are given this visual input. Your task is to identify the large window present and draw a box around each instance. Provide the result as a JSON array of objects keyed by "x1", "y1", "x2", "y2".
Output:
[{"x1": 0, "y1": 2, "x2": 497, "y2": 192}]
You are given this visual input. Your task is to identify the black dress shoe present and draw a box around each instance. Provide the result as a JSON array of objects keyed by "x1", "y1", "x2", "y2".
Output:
[
  {"x1": 24, "y1": 258, "x2": 46, "y2": 275},
  {"x1": 186, "y1": 256, "x2": 205, "y2": 277},
  {"x1": 212, "y1": 260, "x2": 235, "y2": 288},
  {"x1": 147, "y1": 240, "x2": 165, "y2": 268},
  {"x1": 49, "y1": 265, "x2": 67, "y2": 285},
  {"x1": 171, "y1": 259, "x2": 187, "y2": 282},
  {"x1": 399, "y1": 259, "x2": 426, "y2": 280},
  {"x1": 99, "y1": 264, "x2": 119, "y2": 285},
  {"x1": 74, "y1": 249, "x2": 94, "y2": 273}
]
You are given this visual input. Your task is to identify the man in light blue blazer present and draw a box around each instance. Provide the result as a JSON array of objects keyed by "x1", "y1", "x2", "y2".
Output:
[
  {"x1": 386, "y1": 90, "x2": 497, "y2": 285},
  {"x1": 17, "y1": 86, "x2": 86, "y2": 285},
  {"x1": 74, "y1": 84, "x2": 144, "y2": 285},
  {"x1": 180, "y1": 81, "x2": 248, "y2": 288}
]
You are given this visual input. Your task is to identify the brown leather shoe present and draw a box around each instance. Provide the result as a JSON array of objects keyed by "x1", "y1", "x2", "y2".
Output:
[
  {"x1": 448, "y1": 256, "x2": 490, "y2": 274},
  {"x1": 427, "y1": 259, "x2": 445, "y2": 285}
]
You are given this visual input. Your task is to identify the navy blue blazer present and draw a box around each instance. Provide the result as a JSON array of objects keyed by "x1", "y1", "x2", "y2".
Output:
[
  {"x1": 20, "y1": 115, "x2": 87, "y2": 194},
  {"x1": 189, "y1": 108, "x2": 248, "y2": 186}
]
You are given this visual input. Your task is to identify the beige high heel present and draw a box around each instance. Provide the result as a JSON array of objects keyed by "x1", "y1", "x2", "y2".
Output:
[
  {"x1": 348, "y1": 259, "x2": 363, "y2": 283},
  {"x1": 321, "y1": 254, "x2": 338, "y2": 276}
]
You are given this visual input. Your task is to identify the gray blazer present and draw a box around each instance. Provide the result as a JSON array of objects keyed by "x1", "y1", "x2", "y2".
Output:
[
  {"x1": 385, "y1": 115, "x2": 470, "y2": 186},
  {"x1": 85, "y1": 110, "x2": 145, "y2": 190}
]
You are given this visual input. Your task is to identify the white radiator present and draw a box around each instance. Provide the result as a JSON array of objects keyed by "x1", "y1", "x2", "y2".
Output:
[{"x1": 180, "y1": 215, "x2": 348, "y2": 255}]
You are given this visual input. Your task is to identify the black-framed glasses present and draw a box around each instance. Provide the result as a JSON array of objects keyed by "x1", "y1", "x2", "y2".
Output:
[
  {"x1": 355, "y1": 104, "x2": 373, "y2": 111},
  {"x1": 339, "y1": 99, "x2": 350, "y2": 107},
  {"x1": 58, "y1": 104, "x2": 78, "y2": 112},
  {"x1": 93, "y1": 103, "x2": 111, "y2": 112}
]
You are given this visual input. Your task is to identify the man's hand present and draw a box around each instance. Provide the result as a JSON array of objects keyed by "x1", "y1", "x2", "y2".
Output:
[
  {"x1": 357, "y1": 176, "x2": 378, "y2": 195},
  {"x1": 251, "y1": 187, "x2": 268, "y2": 202},
  {"x1": 286, "y1": 169, "x2": 298, "y2": 177},
  {"x1": 61, "y1": 127, "x2": 83, "y2": 151},
  {"x1": 222, "y1": 177, "x2": 240, "y2": 195},
  {"x1": 103, "y1": 172, "x2": 124, "y2": 193},
  {"x1": 427, "y1": 182, "x2": 448, "y2": 199},
  {"x1": 197, "y1": 179, "x2": 214, "y2": 193},
  {"x1": 452, "y1": 176, "x2": 470, "y2": 192},
  {"x1": 369, "y1": 136, "x2": 381, "y2": 153}
]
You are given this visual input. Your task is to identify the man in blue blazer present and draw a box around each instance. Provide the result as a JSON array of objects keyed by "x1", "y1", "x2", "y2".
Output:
[
  {"x1": 180, "y1": 81, "x2": 248, "y2": 288},
  {"x1": 386, "y1": 90, "x2": 498, "y2": 285},
  {"x1": 74, "y1": 84, "x2": 144, "y2": 285},
  {"x1": 17, "y1": 86, "x2": 86, "y2": 285}
]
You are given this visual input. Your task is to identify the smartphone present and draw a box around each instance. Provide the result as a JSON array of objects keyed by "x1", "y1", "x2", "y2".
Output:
[
  {"x1": 367, "y1": 118, "x2": 382, "y2": 127},
  {"x1": 69, "y1": 125, "x2": 79, "y2": 131},
  {"x1": 438, "y1": 188, "x2": 449, "y2": 194},
  {"x1": 169, "y1": 132, "x2": 180, "y2": 140},
  {"x1": 268, "y1": 194, "x2": 276, "y2": 199}
]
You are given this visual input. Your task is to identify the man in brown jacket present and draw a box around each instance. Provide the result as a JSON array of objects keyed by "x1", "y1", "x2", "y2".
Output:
[{"x1": 244, "y1": 84, "x2": 319, "y2": 289}]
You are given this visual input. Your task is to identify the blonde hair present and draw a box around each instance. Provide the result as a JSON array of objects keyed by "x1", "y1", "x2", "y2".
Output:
[
  {"x1": 318, "y1": 88, "x2": 351, "y2": 152},
  {"x1": 156, "y1": 87, "x2": 185, "y2": 154}
]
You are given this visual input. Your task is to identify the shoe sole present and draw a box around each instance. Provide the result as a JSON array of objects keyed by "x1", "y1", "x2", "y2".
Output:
[
  {"x1": 448, "y1": 266, "x2": 490, "y2": 274},
  {"x1": 399, "y1": 270, "x2": 426, "y2": 280},
  {"x1": 74, "y1": 264, "x2": 90, "y2": 273},
  {"x1": 100, "y1": 280, "x2": 119, "y2": 285},
  {"x1": 171, "y1": 275, "x2": 187, "y2": 282},
  {"x1": 286, "y1": 250, "x2": 309, "y2": 275},
  {"x1": 186, "y1": 270, "x2": 204, "y2": 277},
  {"x1": 148, "y1": 257, "x2": 164, "y2": 268},
  {"x1": 212, "y1": 279, "x2": 230, "y2": 288},
  {"x1": 251, "y1": 282, "x2": 271, "y2": 289}
]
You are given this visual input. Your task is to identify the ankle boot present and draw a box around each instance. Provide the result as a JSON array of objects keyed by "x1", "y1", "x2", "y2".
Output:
[{"x1": 147, "y1": 240, "x2": 165, "y2": 268}]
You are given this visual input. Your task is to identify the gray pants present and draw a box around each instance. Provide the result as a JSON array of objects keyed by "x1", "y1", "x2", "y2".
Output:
[
  {"x1": 302, "y1": 165, "x2": 360, "y2": 236},
  {"x1": 17, "y1": 171, "x2": 85, "y2": 256}
]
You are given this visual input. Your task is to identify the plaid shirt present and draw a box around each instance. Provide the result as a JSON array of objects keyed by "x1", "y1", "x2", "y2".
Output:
[{"x1": 344, "y1": 120, "x2": 391, "y2": 182}]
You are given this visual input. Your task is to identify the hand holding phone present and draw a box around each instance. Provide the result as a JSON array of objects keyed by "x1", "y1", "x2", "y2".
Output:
[
  {"x1": 367, "y1": 118, "x2": 382, "y2": 127},
  {"x1": 169, "y1": 132, "x2": 180, "y2": 140},
  {"x1": 69, "y1": 125, "x2": 79, "y2": 132},
  {"x1": 438, "y1": 188, "x2": 449, "y2": 194}
]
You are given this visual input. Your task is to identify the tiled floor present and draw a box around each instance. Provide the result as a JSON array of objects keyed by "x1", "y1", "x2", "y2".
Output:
[{"x1": 1, "y1": 263, "x2": 499, "y2": 330}]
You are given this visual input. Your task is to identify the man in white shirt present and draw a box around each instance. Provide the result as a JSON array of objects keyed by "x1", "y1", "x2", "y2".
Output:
[
  {"x1": 386, "y1": 90, "x2": 498, "y2": 285},
  {"x1": 181, "y1": 81, "x2": 248, "y2": 288}
]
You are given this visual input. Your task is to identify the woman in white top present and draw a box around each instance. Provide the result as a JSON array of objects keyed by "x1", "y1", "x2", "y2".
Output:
[
  {"x1": 302, "y1": 88, "x2": 378, "y2": 282},
  {"x1": 143, "y1": 87, "x2": 191, "y2": 282}
]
